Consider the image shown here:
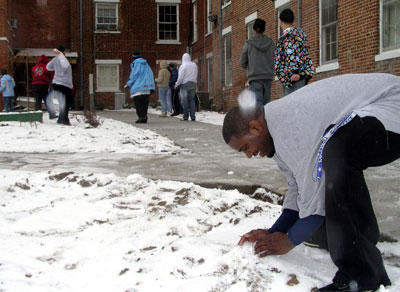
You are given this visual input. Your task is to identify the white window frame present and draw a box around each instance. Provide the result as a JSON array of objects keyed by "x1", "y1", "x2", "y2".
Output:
[
  {"x1": 245, "y1": 12, "x2": 258, "y2": 40},
  {"x1": 375, "y1": 0, "x2": 400, "y2": 62},
  {"x1": 223, "y1": 26, "x2": 232, "y2": 86},
  {"x1": 156, "y1": 3, "x2": 181, "y2": 45},
  {"x1": 206, "y1": 0, "x2": 213, "y2": 35},
  {"x1": 95, "y1": 59, "x2": 121, "y2": 92},
  {"x1": 192, "y1": 0, "x2": 198, "y2": 43},
  {"x1": 276, "y1": 3, "x2": 291, "y2": 40},
  {"x1": 95, "y1": 2, "x2": 119, "y2": 32},
  {"x1": 274, "y1": 0, "x2": 291, "y2": 9},
  {"x1": 222, "y1": 0, "x2": 231, "y2": 9},
  {"x1": 317, "y1": 0, "x2": 339, "y2": 72},
  {"x1": 206, "y1": 52, "x2": 213, "y2": 97},
  {"x1": 319, "y1": 0, "x2": 339, "y2": 65}
]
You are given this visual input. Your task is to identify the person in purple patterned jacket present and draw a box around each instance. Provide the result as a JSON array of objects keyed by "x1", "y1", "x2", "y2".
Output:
[{"x1": 275, "y1": 8, "x2": 314, "y2": 96}]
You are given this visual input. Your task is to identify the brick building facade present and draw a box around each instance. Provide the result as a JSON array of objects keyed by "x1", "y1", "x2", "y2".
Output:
[
  {"x1": 0, "y1": 0, "x2": 399, "y2": 111},
  {"x1": 208, "y1": 0, "x2": 400, "y2": 110}
]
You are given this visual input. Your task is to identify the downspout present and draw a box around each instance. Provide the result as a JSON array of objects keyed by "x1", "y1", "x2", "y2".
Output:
[
  {"x1": 297, "y1": 0, "x2": 302, "y2": 28},
  {"x1": 79, "y1": 0, "x2": 84, "y2": 108},
  {"x1": 218, "y1": 0, "x2": 223, "y2": 88}
]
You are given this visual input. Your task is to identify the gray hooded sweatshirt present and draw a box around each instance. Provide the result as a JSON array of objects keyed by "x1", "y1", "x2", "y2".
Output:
[
  {"x1": 265, "y1": 73, "x2": 400, "y2": 218},
  {"x1": 240, "y1": 34, "x2": 275, "y2": 81}
]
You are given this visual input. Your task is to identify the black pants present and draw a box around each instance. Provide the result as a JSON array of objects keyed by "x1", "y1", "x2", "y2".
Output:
[
  {"x1": 171, "y1": 87, "x2": 181, "y2": 114},
  {"x1": 133, "y1": 94, "x2": 149, "y2": 120},
  {"x1": 323, "y1": 116, "x2": 400, "y2": 290},
  {"x1": 32, "y1": 84, "x2": 49, "y2": 111}
]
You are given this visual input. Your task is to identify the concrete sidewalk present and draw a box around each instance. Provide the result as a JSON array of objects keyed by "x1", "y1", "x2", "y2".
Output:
[
  {"x1": 99, "y1": 110, "x2": 400, "y2": 241},
  {"x1": 0, "y1": 110, "x2": 399, "y2": 240}
]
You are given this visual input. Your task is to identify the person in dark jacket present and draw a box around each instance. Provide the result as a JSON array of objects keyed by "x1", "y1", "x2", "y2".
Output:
[
  {"x1": 32, "y1": 54, "x2": 54, "y2": 112},
  {"x1": 240, "y1": 18, "x2": 275, "y2": 108},
  {"x1": 168, "y1": 63, "x2": 181, "y2": 116}
]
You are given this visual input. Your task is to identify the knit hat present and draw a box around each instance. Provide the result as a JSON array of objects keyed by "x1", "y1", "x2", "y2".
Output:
[
  {"x1": 56, "y1": 45, "x2": 65, "y2": 52},
  {"x1": 132, "y1": 50, "x2": 141, "y2": 58}
]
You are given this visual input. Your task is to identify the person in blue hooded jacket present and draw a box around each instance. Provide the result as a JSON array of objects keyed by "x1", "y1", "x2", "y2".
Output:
[
  {"x1": 125, "y1": 51, "x2": 155, "y2": 124},
  {"x1": 0, "y1": 69, "x2": 16, "y2": 112}
]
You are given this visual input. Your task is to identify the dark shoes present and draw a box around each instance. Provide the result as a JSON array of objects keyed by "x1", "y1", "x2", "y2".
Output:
[
  {"x1": 136, "y1": 118, "x2": 147, "y2": 124},
  {"x1": 170, "y1": 112, "x2": 180, "y2": 116},
  {"x1": 313, "y1": 282, "x2": 375, "y2": 292}
]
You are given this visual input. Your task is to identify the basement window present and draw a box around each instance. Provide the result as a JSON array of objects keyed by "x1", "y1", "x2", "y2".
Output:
[{"x1": 96, "y1": 60, "x2": 121, "y2": 92}]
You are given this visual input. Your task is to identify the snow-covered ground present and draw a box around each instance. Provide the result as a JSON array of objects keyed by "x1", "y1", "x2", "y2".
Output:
[
  {"x1": 0, "y1": 112, "x2": 399, "y2": 292},
  {"x1": 147, "y1": 108, "x2": 225, "y2": 125}
]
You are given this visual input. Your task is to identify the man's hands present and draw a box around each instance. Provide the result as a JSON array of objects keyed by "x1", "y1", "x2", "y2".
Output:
[
  {"x1": 290, "y1": 74, "x2": 300, "y2": 82},
  {"x1": 238, "y1": 229, "x2": 294, "y2": 257}
]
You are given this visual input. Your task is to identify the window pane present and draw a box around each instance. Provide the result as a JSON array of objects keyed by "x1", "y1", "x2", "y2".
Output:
[
  {"x1": 383, "y1": 0, "x2": 400, "y2": 50},
  {"x1": 158, "y1": 4, "x2": 178, "y2": 41},
  {"x1": 96, "y1": 3, "x2": 117, "y2": 31}
]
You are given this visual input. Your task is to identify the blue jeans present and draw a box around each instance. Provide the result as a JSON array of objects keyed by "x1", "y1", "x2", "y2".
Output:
[
  {"x1": 282, "y1": 79, "x2": 306, "y2": 96},
  {"x1": 158, "y1": 87, "x2": 172, "y2": 113},
  {"x1": 3, "y1": 96, "x2": 14, "y2": 112},
  {"x1": 179, "y1": 82, "x2": 196, "y2": 121},
  {"x1": 249, "y1": 79, "x2": 271, "y2": 109}
]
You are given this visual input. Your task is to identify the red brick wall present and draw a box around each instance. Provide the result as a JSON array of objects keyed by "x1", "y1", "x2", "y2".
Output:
[
  {"x1": 11, "y1": 0, "x2": 71, "y2": 49},
  {"x1": 211, "y1": 0, "x2": 400, "y2": 111}
]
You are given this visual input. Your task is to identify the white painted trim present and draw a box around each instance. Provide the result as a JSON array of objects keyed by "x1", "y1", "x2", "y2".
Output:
[
  {"x1": 155, "y1": 0, "x2": 180, "y2": 3},
  {"x1": 274, "y1": 0, "x2": 291, "y2": 9},
  {"x1": 156, "y1": 59, "x2": 181, "y2": 64},
  {"x1": 95, "y1": 31, "x2": 121, "y2": 34},
  {"x1": 318, "y1": 0, "x2": 338, "y2": 67},
  {"x1": 95, "y1": 59, "x2": 122, "y2": 64},
  {"x1": 205, "y1": 32, "x2": 212, "y2": 37},
  {"x1": 155, "y1": 40, "x2": 182, "y2": 45},
  {"x1": 157, "y1": 3, "x2": 180, "y2": 43},
  {"x1": 375, "y1": 49, "x2": 400, "y2": 62},
  {"x1": 0, "y1": 37, "x2": 9, "y2": 42},
  {"x1": 222, "y1": 1, "x2": 231, "y2": 9},
  {"x1": 95, "y1": 2, "x2": 119, "y2": 32},
  {"x1": 222, "y1": 25, "x2": 232, "y2": 36},
  {"x1": 206, "y1": 52, "x2": 213, "y2": 59},
  {"x1": 316, "y1": 62, "x2": 339, "y2": 73},
  {"x1": 93, "y1": 0, "x2": 119, "y2": 2},
  {"x1": 245, "y1": 12, "x2": 258, "y2": 24}
]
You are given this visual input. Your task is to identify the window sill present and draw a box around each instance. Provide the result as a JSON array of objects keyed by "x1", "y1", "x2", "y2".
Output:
[
  {"x1": 205, "y1": 32, "x2": 212, "y2": 37},
  {"x1": 375, "y1": 49, "x2": 400, "y2": 62},
  {"x1": 155, "y1": 40, "x2": 182, "y2": 45},
  {"x1": 95, "y1": 30, "x2": 121, "y2": 34},
  {"x1": 316, "y1": 61, "x2": 339, "y2": 73},
  {"x1": 96, "y1": 89, "x2": 121, "y2": 93}
]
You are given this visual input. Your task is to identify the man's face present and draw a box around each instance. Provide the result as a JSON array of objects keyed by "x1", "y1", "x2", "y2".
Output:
[{"x1": 228, "y1": 132, "x2": 269, "y2": 158}]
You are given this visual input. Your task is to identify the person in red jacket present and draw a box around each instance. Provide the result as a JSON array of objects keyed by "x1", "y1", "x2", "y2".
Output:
[{"x1": 32, "y1": 54, "x2": 54, "y2": 113}]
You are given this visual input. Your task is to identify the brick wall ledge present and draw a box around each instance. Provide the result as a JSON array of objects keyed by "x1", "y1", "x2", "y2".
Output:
[
  {"x1": 316, "y1": 62, "x2": 339, "y2": 73},
  {"x1": 375, "y1": 49, "x2": 400, "y2": 62},
  {"x1": 0, "y1": 37, "x2": 9, "y2": 42}
]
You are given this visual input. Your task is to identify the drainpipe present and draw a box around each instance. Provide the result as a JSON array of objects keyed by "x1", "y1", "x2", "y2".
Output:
[
  {"x1": 219, "y1": 0, "x2": 223, "y2": 88},
  {"x1": 297, "y1": 0, "x2": 302, "y2": 28},
  {"x1": 79, "y1": 0, "x2": 84, "y2": 108}
]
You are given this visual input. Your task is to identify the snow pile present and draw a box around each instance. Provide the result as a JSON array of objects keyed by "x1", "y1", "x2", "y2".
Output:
[
  {"x1": 0, "y1": 114, "x2": 183, "y2": 154},
  {"x1": 1, "y1": 170, "x2": 399, "y2": 292}
]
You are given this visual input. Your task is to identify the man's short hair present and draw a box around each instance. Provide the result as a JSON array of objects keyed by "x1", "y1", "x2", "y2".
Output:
[
  {"x1": 222, "y1": 106, "x2": 262, "y2": 144},
  {"x1": 1, "y1": 68, "x2": 7, "y2": 75},
  {"x1": 279, "y1": 8, "x2": 295, "y2": 24},
  {"x1": 56, "y1": 45, "x2": 65, "y2": 52},
  {"x1": 132, "y1": 50, "x2": 141, "y2": 59},
  {"x1": 253, "y1": 18, "x2": 266, "y2": 34}
]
